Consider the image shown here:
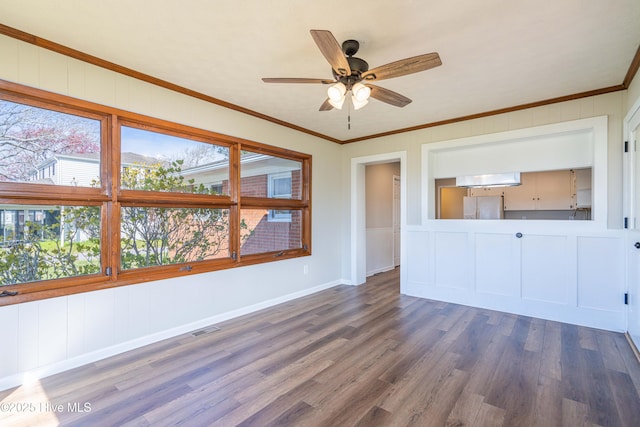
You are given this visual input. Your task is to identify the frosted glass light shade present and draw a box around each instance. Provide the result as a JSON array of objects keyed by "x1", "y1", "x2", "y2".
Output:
[
  {"x1": 352, "y1": 82, "x2": 371, "y2": 102},
  {"x1": 327, "y1": 82, "x2": 347, "y2": 101}
]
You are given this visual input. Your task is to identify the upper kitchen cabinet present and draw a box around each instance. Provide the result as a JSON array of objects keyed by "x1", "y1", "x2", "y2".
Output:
[
  {"x1": 469, "y1": 186, "x2": 504, "y2": 197},
  {"x1": 503, "y1": 170, "x2": 573, "y2": 211}
]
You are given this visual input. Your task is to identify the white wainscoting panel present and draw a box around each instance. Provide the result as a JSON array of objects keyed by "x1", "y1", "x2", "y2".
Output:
[
  {"x1": 521, "y1": 235, "x2": 570, "y2": 304},
  {"x1": 434, "y1": 231, "x2": 471, "y2": 290},
  {"x1": 406, "y1": 230, "x2": 430, "y2": 285},
  {"x1": 577, "y1": 236, "x2": 625, "y2": 312},
  {"x1": 475, "y1": 233, "x2": 520, "y2": 297},
  {"x1": 403, "y1": 223, "x2": 626, "y2": 332}
]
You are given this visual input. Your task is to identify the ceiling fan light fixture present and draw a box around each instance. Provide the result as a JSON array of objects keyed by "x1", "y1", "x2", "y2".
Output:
[
  {"x1": 351, "y1": 95, "x2": 368, "y2": 110},
  {"x1": 329, "y1": 96, "x2": 345, "y2": 110},
  {"x1": 327, "y1": 82, "x2": 347, "y2": 101},
  {"x1": 352, "y1": 82, "x2": 371, "y2": 102}
]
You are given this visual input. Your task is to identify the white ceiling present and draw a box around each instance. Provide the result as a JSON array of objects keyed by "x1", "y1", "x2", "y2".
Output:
[{"x1": 1, "y1": 0, "x2": 639, "y2": 143}]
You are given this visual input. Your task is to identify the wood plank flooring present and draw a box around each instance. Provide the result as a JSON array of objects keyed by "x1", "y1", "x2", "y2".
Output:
[{"x1": 2, "y1": 268, "x2": 640, "y2": 426}]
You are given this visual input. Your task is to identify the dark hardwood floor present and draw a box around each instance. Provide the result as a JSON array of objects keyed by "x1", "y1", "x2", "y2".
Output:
[{"x1": 2, "y1": 268, "x2": 640, "y2": 426}]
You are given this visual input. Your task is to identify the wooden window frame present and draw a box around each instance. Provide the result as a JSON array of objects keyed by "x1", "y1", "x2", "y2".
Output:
[{"x1": 0, "y1": 79, "x2": 311, "y2": 306}]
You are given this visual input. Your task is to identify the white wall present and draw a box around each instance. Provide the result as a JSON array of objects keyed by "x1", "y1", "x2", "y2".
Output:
[
  {"x1": 0, "y1": 35, "x2": 346, "y2": 390},
  {"x1": 341, "y1": 91, "x2": 626, "y2": 279}
]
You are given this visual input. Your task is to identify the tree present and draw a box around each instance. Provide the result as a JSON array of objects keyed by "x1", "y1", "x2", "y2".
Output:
[
  {"x1": 119, "y1": 160, "x2": 245, "y2": 269},
  {"x1": 0, "y1": 100, "x2": 99, "y2": 181},
  {"x1": 0, "y1": 206, "x2": 101, "y2": 285}
]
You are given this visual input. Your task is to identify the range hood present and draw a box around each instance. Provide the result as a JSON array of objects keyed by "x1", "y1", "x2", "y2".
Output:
[{"x1": 456, "y1": 172, "x2": 521, "y2": 188}]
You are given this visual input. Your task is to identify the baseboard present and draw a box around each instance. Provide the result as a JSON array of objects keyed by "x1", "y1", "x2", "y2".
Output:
[
  {"x1": 366, "y1": 265, "x2": 395, "y2": 277},
  {"x1": 625, "y1": 332, "x2": 640, "y2": 364},
  {"x1": 0, "y1": 279, "x2": 343, "y2": 392}
]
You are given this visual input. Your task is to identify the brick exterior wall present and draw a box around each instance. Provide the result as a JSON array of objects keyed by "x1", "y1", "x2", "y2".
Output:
[{"x1": 238, "y1": 170, "x2": 302, "y2": 255}]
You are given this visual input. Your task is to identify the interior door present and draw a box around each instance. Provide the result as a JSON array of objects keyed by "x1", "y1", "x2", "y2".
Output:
[{"x1": 629, "y1": 127, "x2": 640, "y2": 345}]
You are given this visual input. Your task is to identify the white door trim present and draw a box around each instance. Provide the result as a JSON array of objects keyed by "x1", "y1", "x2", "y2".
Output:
[{"x1": 351, "y1": 152, "x2": 406, "y2": 286}]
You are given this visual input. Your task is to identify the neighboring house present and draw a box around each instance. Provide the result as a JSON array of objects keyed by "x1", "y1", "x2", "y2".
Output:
[
  {"x1": 0, "y1": 152, "x2": 159, "y2": 245},
  {"x1": 1, "y1": 151, "x2": 302, "y2": 254},
  {"x1": 181, "y1": 152, "x2": 302, "y2": 255}
]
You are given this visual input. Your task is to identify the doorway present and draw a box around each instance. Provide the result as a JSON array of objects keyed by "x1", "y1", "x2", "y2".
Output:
[{"x1": 351, "y1": 152, "x2": 406, "y2": 286}]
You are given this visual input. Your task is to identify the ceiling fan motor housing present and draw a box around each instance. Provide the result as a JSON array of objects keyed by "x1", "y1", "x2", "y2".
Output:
[{"x1": 332, "y1": 40, "x2": 369, "y2": 87}]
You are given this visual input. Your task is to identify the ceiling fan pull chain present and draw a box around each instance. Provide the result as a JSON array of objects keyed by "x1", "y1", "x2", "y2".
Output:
[{"x1": 348, "y1": 99, "x2": 351, "y2": 130}]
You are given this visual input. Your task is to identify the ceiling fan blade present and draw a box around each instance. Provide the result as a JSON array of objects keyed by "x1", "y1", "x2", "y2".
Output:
[
  {"x1": 310, "y1": 30, "x2": 351, "y2": 77},
  {"x1": 362, "y1": 52, "x2": 441, "y2": 81},
  {"x1": 262, "y1": 78, "x2": 335, "y2": 84},
  {"x1": 368, "y1": 84, "x2": 412, "y2": 108},
  {"x1": 319, "y1": 98, "x2": 334, "y2": 111}
]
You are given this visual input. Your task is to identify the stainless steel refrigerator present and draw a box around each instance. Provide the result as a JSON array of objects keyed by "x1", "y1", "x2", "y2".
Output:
[{"x1": 463, "y1": 196, "x2": 504, "y2": 219}]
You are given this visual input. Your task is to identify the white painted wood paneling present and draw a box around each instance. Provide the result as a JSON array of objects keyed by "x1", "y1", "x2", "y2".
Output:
[
  {"x1": 577, "y1": 236, "x2": 624, "y2": 312},
  {"x1": 403, "y1": 224, "x2": 627, "y2": 332},
  {"x1": 406, "y1": 230, "x2": 430, "y2": 285},
  {"x1": 83, "y1": 290, "x2": 116, "y2": 354},
  {"x1": 18, "y1": 302, "x2": 39, "y2": 372},
  {"x1": 38, "y1": 297, "x2": 68, "y2": 367},
  {"x1": 17, "y1": 42, "x2": 39, "y2": 86},
  {"x1": 0, "y1": 305, "x2": 19, "y2": 378},
  {"x1": 475, "y1": 233, "x2": 520, "y2": 297},
  {"x1": 521, "y1": 235, "x2": 570, "y2": 304},
  {"x1": 434, "y1": 231, "x2": 471, "y2": 289},
  {"x1": 66, "y1": 293, "x2": 86, "y2": 359}
]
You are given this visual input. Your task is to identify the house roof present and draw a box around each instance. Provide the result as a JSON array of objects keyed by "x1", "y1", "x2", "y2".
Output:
[
  {"x1": 0, "y1": 1, "x2": 638, "y2": 143},
  {"x1": 44, "y1": 152, "x2": 162, "y2": 166}
]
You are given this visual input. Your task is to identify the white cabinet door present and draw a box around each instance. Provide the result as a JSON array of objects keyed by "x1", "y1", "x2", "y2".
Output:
[
  {"x1": 503, "y1": 172, "x2": 536, "y2": 210},
  {"x1": 503, "y1": 170, "x2": 573, "y2": 211},
  {"x1": 536, "y1": 169, "x2": 572, "y2": 210}
]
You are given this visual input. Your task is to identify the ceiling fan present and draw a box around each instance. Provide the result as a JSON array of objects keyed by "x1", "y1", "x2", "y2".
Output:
[{"x1": 262, "y1": 29, "x2": 442, "y2": 111}]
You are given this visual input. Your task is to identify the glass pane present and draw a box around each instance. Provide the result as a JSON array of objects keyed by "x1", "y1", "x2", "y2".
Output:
[
  {"x1": 240, "y1": 151, "x2": 301, "y2": 199},
  {"x1": 121, "y1": 207, "x2": 230, "y2": 269},
  {"x1": 0, "y1": 204, "x2": 101, "y2": 286},
  {"x1": 240, "y1": 209, "x2": 302, "y2": 256},
  {"x1": 0, "y1": 99, "x2": 101, "y2": 186},
  {"x1": 121, "y1": 126, "x2": 229, "y2": 195}
]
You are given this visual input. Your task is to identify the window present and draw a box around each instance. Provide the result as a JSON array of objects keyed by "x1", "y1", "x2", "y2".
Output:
[
  {"x1": 0, "y1": 81, "x2": 311, "y2": 304},
  {"x1": 268, "y1": 172, "x2": 292, "y2": 222}
]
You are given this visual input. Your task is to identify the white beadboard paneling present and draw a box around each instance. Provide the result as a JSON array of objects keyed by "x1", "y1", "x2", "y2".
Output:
[
  {"x1": 113, "y1": 286, "x2": 130, "y2": 344},
  {"x1": 475, "y1": 233, "x2": 520, "y2": 296},
  {"x1": 18, "y1": 302, "x2": 39, "y2": 372},
  {"x1": 434, "y1": 231, "x2": 471, "y2": 289},
  {"x1": 67, "y1": 58, "x2": 86, "y2": 98},
  {"x1": 84, "y1": 63, "x2": 116, "y2": 106},
  {"x1": 17, "y1": 42, "x2": 39, "y2": 86},
  {"x1": 577, "y1": 236, "x2": 624, "y2": 311},
  {"x1": 521, "y1": 235, "x2": 570, "y2": 304},
  {"x1": 83, "y1": 289, "x2": 116, "y2": 353},
  {"x1": 146, "y1": 279, "x2": 179, "y2": 333},
  {"x1": 0, "y1": 305, "x2": 19, "y2": 378},
  {"x1": 0, "y1": 36, "x2": 19, "y2": 81},
  {"x1": 39, "y1": 49, "x2": 68, "y2": 94},
  {"x1": 123, "y1": 283, "x2": 153, "y2": 339},
  {"x1": 37, "y1": 297, "x2": 68, "y2": 367},
  {"x1": 66, "y1": 293, "x2": 85, "y2": 358},
  {"x1": 126, "y1": 78, "x2": 154, "y2": 115}
]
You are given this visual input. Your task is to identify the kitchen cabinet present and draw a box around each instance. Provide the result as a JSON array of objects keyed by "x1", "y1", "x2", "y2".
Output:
[
  {"x1": 469, "y1": 187, "x2": 504, "y2": 197},
  {"x1": 503, "y1": 170, "x2": 572, "y2": 211}
]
